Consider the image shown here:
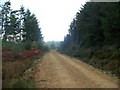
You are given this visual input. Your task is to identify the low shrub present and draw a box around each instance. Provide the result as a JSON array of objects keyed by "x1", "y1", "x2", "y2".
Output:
[
  {"x1": 24, "y1": 41, "x2": 32, "y2": 50},
  {"x1": 2, "y1": 47, "x2": 42, "y2": 88},
  {"x1": 13, "y1": 79, "x2": 29, "y2": 88},
  {"x1": 2, "y1": 60, "x2": 30, "y2": 79},
  {"x1": 2, "y1": 41, "x2": 25, "y2": 54}
]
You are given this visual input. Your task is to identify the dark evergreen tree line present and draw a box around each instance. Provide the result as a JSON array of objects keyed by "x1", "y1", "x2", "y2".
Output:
[
  {"x1": 60, "y1": 2, "x2": 120, "y2": 77},
  {"x1": 0, "y1": 1, "x2": 47, "y2": 51}
]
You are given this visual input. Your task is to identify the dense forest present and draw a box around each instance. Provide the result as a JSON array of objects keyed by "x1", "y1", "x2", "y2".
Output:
[
  {"x1": 59, "y1": 2, "x2": 120, "y2": 78},
  {"x1": 0, "y1": 1, "x2": 48, "y2": 88},
  {"x1": 0, "y1": 1, "x2": 48, "y2": 52}
]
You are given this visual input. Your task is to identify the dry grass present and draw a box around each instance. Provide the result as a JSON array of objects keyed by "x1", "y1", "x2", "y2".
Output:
[
  {"x1": 2, "y1": 59, "x2": 33, "y2": 88},
  {"x1": 2, "y1": 48, "x2": 42, "y2": 88},
  {"x1": 3, "y1": 59, "x2": 34, "y2": 79}
]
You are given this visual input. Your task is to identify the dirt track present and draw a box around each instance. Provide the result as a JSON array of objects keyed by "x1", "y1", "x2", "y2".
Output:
[{"x1": 34, "y1": 50, "x2": 118, "y2": 88}]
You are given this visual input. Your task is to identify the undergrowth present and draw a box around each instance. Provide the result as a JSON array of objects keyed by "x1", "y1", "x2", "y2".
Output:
[{"x1": 2, "y1": 53, "x2": 42, "y2": 88}]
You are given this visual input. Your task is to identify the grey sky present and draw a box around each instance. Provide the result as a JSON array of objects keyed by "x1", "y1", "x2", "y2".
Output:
[
  {"x1": 0, "y1": 0, "x2": 88, "y2": 41},
  {"x1": 1, "y1": 0, "x2": 119, "y2": 41}
]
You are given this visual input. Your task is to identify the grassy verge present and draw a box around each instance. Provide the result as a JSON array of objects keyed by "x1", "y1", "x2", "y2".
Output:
[{"x1": 2, "y1": 53, "x2": 43, "y2": 88}]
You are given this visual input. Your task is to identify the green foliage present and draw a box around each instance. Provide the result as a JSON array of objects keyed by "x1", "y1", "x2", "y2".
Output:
[
  {"x1": 1, "y1": 1, "x2": 46, "y2": 52},
  {"x1": 31, "y1": 41, "x2": 39, "y2": 48},
  {"x1": 60, "y1": 2, "x2": 120, "y2": 77},
  {"x1": 11, "y1": 43, "x2": 24, "y2": 54},
  {"x1": 42, "y1": 45, "x2": 50, "y2": 52},
  {"x1": 1, "y1": 1, "x2": 48, "y2": 88},
  {"x1": 72, "y1": 48, "x2": 88, "y2": 58},
  {"x1": 13, "y1": 80, "x2": 28, "y2": 88},
  {"x1": 2, "y1": 41, "x2": 25, "y2": 54},
  {"x1": 23, "y1": 40, "x2": 32, "y2": 50}
]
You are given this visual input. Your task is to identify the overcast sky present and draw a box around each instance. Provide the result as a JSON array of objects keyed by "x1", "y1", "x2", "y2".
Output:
[{"x1": 0, "y1": 0, "x2": 88, "y2": 41}]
